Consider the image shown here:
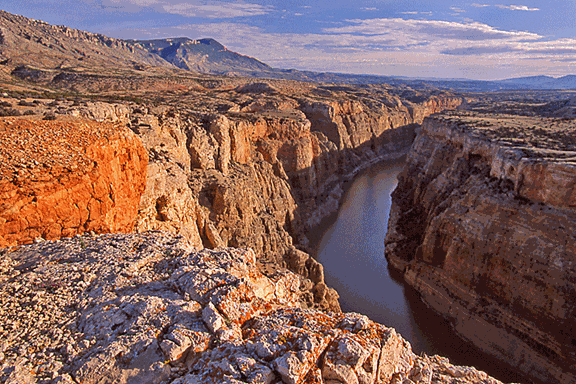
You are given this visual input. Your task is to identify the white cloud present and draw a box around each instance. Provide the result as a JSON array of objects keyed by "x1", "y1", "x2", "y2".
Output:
[
  {"x1": 163, "y1": 2, "x2": 272, "y2": 18},
  {"x1": 495, "y1": 4, "x2": 540, "y2": 11},
  {"x1": 105, "y1": 0, "x2": 273, "y2": 17},
  {"x1": 322, "y1": 18, "x2": 541, "y2": 42},
  {"x1": 108, "y1": 0, "x2": 161, "y2": 5},
  {"x1": 400, "y1": 11, "x2": 433, "y2": 15},
  {"x1": 471, "y1": 3, "x2": 491, "y2": 7}
]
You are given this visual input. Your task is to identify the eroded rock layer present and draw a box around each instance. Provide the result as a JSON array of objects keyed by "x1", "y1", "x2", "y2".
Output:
[
  {"x1": 42, "y1": 85, "x2": 458, "y2": 311},
  {"x1": 0, "y1": 232, "x2": 505, "y2": 384},
  {"x1": 0, "y1": 118, "x2": 148, "y2": 247},
  {"x1": 0, "y1": 87, "x2": 466, "y2": 380},
  {"x1": 385, "y1": 111, "x2": 576, "y2": 384}
]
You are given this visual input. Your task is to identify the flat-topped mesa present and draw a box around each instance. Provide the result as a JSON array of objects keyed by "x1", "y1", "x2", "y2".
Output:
[
  {"x1": 385, "y1": 110, "x2": 576, "y2": 384},
  {"x1": 423, "y1": 111, "x2": 576, "y2": 207},
  {"x1": 0, "y1": 117, "x2": 148, "y2": 247}
]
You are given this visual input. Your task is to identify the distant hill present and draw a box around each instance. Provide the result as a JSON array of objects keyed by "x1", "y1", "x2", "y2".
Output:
[
  {"x1": 130, "y1": 37, "x2": 273, "y2": 77},
  {"x1": 1, "y1": 9, "x2": 575, "y2": 92},
  {"x1": 499, "y1": 75, "x2": 576, "y2": 90}
]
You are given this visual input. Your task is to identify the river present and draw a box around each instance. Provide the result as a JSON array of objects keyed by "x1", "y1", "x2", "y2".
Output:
[{"x1": 309, "y1": 157, "x2": 531, "y2": 384}]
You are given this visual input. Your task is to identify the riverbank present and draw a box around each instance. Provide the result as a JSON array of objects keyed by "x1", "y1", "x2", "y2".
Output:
[{"x1": 310, "y1": 157, "x2": 532, "y2": 384}]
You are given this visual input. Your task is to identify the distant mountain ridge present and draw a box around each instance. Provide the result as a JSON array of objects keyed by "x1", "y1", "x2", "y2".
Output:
[
  {"x1": 0, "y1": 9, "x2": 171, "y2": 72},
  {"x1": 130, "y1": 37, "x2": 273, "y2": 76},
  {"x1": 498, "y1": 75, "x2": 576, "y2": 89},
  {"x1": 1, "y1": 9, "x2": 575, "y2": 91}
]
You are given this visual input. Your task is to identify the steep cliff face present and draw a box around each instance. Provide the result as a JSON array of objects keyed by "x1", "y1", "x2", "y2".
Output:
[
  {"x1": 386, "y1": 111, "x2": 576, "y2": 383},
  {"x1": 116, "y1": 87, "x2": 461, "y2": 310},
  {"x1": 0, "y1": 118, "x2": 148, "y2": 247}
]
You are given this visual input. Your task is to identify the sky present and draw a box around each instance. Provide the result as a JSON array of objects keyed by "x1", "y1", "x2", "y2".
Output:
[{"x1": 3, "y1": 0, "x2": 576, "y2": 80}]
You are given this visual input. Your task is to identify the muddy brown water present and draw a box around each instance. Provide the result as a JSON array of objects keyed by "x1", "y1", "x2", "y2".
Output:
[{"x1": 309, "y1": 157, "x2": 533, "y2": 384}]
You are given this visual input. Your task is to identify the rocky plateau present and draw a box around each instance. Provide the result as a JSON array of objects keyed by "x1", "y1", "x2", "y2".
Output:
[{"x1": 0, "y1": 232, "x2": 505, "y2": 384}]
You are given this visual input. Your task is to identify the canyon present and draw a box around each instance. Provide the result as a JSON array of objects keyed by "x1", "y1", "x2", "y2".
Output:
[
  {"x1": 0, "y1": 80, "x2": 478, "y2": 383},
  {"x1": 0, "y1": 82, "x2": 462, "y2": 316},
  {"x1": 2, "y1": 66, "x2": 575, "y2": 384},
  {"x1": 385, "y1": 109, "x2": 576, "y2": 384},
  {"x1": 2, "y1": 9, "x2": 576, "y2": 384}
]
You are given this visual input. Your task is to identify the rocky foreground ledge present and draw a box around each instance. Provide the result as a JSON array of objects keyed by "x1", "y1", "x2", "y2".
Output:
[{"x1": 0, "y1": 232, "x2": 504, "y2": 384}]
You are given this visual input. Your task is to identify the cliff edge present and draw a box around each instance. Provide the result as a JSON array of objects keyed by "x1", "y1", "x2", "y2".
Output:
[
  {"x1": 386, "y1": 110, "x2": 576, "y2": 384},
  {"x1": 0, "y1": 232, "x2": 506, "y2": 384},
  {"x1": 0, "y1": 117, "x2": 148, "y2": 247}
]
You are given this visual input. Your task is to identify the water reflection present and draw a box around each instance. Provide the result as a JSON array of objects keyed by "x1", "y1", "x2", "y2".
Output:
[{"x1": 310, "y1": 158, "x2": 530, "y2": 384}]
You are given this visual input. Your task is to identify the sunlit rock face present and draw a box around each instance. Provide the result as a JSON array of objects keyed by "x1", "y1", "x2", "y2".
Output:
[
  {"x1": 0, "y1": 118, "x2": 148, "y2": 248},
  {"x1": 386, "y1": 111, "x2": 576, "y2": 384}
]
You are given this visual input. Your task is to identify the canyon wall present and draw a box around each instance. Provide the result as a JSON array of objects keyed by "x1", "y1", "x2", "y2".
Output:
[
  {"x1": 385, "y1": 112, "x2": 576, "y2": 384},
  {"x1": 0, "y1": 118, "x2": 147, "y2": 247},
  {"x1": 0, "y1": 86, "x2": 462, "y2": 311},
  {"x1": 22, "y1": 87, "x2": 460, "y2": 310},
  {"x1": 113, "y1": 88, "x2": 461, "y2": 310}
]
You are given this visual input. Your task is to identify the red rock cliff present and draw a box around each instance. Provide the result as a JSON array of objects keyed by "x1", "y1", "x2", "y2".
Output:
[{"x1": 0, "y1": 117, "x2": 148, "y2": 247}]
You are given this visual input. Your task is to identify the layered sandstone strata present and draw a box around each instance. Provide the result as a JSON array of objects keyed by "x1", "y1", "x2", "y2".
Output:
[
  {"x1": 0, "y1": 85, "x2": 461, "y2": 311},
  {"x1": 117, "y1": 86, "x2": 462, "y2": 251},
  {"x1": 0, "y1": 117, "x2": 148, "y2": 247},
  {"x1": 385, "y1": 111, "x2": 576, "y2": 383},
  {"x1": 117, "y1": 87, "x2": 461, "y2": 310},
  {"x1": 0, "y1": 232, "x2": 506, "y2": 384}
]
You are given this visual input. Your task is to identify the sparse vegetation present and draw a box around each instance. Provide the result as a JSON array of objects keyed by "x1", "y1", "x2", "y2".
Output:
[
  {"x1": 42, "y1": 112, "x2": 56, "y2": 120},
  {"x1": 0, "y1": 107, "x2": 21, "y2": 116}
]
